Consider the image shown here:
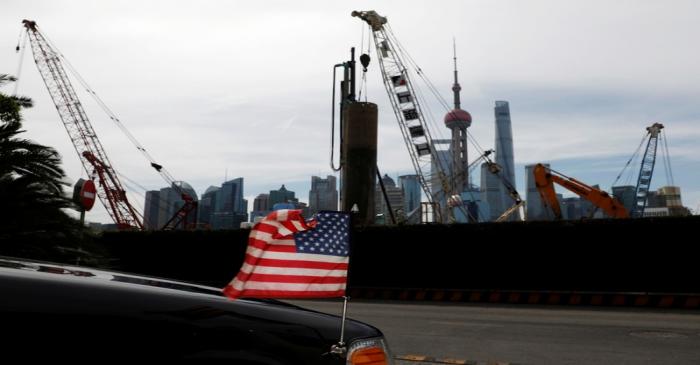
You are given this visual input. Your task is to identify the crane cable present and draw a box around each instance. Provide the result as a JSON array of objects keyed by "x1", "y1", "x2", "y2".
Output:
[
  {"x1": 610, "y1": 132, "x2": 647, "y2": 188},
  {"x1": 386, "y1": 25, "x2": 503, "y2": 219},
  {"x1": 12, "y1": 29, "x2": 28, "y2": 96},
  {"x1": 386, "y1": 25, "x2": 492, "y2": 161},
  {"x1": 37, "y1": 30, "x2": 178, "y2": 186},
  {"x1": 113, "y1": 168, "x2": 189, "y2": 223},
  {"x1": 357, "y1": 22, "x2": 370, "y2": 102},
  {"x1": 382, "y1": 25, "x2": 485, "y2": 222},
  {"x1": 661, "y1": 130, "x2": 675, "y2": 187}
]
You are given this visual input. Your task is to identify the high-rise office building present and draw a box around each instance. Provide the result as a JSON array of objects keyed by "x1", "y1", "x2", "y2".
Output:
[
  {"x1": 493, "y1": 100, "x2": 519, "y2": 221},
  {"x1": 212, "y1": 178, "x2": 247, "y2": 229},
  {"x1": 431, "y1": 139, "x2": 452, "y2": 218},
  {"x1": 480, "y1": 163, "x2": 503, "y2": 221},
  {"x1": 198, "y1": 186, "x2": 220, "y2": 228},
  {"x1": 455, "y1": 188, "x2": 490, "y2": 223},
  {"x1": 250, "y1": 193, "x2": 271, "y2": 222},
  {"x1": 218, "y1": 178, "x2": 246, "y2": 215},
  {"x1": 612, "y1": 185, "x2": 636, "y2": 214},
  {"x1": 399, "y1": 174, "x2": 421, "y2": 217},
  {"x1": 144, "y1": 181, "x2": 199, "y2": 230},
  {"x1": 269, "y1": 185, "x2": 298, "y2": 207},
  {"x1": 308, "y1": 175, "x2": 338, "y2": 215},
  {"x1": 376, "y1": 174, "x2": 405, "y2": 224},
  {"x1": 143, "y1": 190, "x2": 161, "y2": 230},
  {"x1": 253, "y1": 193, "x2": 270, "y2": 211}
]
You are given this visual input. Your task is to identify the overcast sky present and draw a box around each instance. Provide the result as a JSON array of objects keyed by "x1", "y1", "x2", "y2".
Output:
[{"x1": 2, "y1": 0, "x2": 699, "y2": 224}]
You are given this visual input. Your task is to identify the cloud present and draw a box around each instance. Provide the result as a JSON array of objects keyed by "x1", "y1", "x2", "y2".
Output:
[{"x1": 2, "y1": 0, "x2": 698, "y2": 224}]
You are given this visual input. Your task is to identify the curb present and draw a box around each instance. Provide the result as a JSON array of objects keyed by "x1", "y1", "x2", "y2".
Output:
[
  {"x1": 348, "y1": 288, "x2": 700, "y2": 309},
  {"x1": 395, "y1": 354, "x2": 518, "y2": 365}
]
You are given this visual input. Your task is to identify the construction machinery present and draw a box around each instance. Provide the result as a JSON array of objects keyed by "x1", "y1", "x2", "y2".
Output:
[
  {"x1": 352, "y1": 10, "x2": 460, "y2": 223},
  {"x1": 533, "y1": 163, "x2": 629, "y2": 219},
  {"x1": 631, "y1": 123, "x2": 664, "y2": 217},
  {"x1": 22, "y1": 20, "x2": 196, "y2": 230},
  {"x1": 466, "y1": 150, "x2": 523, "y2": 222}
]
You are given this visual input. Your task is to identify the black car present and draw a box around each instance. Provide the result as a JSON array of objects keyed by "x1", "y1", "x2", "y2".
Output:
[{"x1": 0, "y1": 257, "x2": 391, "y2": 364}]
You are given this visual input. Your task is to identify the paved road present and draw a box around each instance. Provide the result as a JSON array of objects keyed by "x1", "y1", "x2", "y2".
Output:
[{"x1": 286, "y1": 300, "x2": 700, "y2": 365}]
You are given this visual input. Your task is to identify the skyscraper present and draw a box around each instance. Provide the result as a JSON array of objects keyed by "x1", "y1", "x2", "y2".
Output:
[
  {"x1": 250, "y1": 193, "x2": 270, "y2": 222},
  {"x1": 375, "y1": 174, "x2": 405, "y2": 224},
  {"x1": 269, "y1": 185, "x2": 298, "y2": 207},
  {"x1": 143, "y1": 190, "x2": 160, "y2": 230},
  {"x1": 431, "y1": 139, "x2": 452, "y2": 218},
  {"x1": 480, "y1": 162, "x2": 503, "y2": 221},
  {"x1": 213, "y1": 178, "x2": 247, "y2": 229},
  {"x1": 219, "y1": 178, "x2": 246, "y2": 215},
  {"x1": 612, "y1": 185, "x2": 636, "y2": 214},
  {"x1": 399, "y1": 174, "x2": 421, "y2": 217},
  {"x1": 198, "y1": 186, "x2": 220, "y2": 228},
  {"x1": 145, "y1": 181, "x2": 199, "y2": 230},
  {"x1": 308, "y1": 175, "x2": 338, "y2": 215},
  {"x1": 493, "y1": 101, "x2": 519, "y2": 221}
]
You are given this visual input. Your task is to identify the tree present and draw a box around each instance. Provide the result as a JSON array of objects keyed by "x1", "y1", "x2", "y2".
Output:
[{"x1": 0, "y1": 74, "x2": 85, "y2": 258}]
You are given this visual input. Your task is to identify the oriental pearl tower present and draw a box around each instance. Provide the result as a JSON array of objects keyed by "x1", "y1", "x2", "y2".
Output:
[{"x1": 444, "y1": 41, "x2": 472, "y2": 193}]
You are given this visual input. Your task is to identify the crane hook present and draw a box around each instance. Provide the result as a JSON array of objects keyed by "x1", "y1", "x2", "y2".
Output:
[{"x1": 360, "y1": 53, "x2": 370, "y2": 72}]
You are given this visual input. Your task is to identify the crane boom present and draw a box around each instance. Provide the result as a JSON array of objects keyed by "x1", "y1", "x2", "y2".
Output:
[
  {"x1": 533, "y1": 163, "x2": 629, "y2": 219},
  {"x1": 22, "y1": 20, "x2": 143, "y2": 230},
  {"x1": 632, "y1": 122, "x2": 663, "y2": 218},
  {"x1": 352, "y1": 10, "x2": 456, "y2": 223}
]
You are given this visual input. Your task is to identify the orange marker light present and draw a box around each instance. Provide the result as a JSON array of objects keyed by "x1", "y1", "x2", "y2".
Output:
[{"x1": 349, "y1": 346, "x2": 388, "y2": 365}]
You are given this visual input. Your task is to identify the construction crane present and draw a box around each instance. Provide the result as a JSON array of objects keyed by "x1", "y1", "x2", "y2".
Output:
[
  {"x1": 533, "y1": 163, "x2": 629, "y2": 219},
  {"x1": 22, "y1": 20, "x2": 196, "y2": 230},
  {"x1": 631, "y1": 122, "x2": 664, "y2": 218},
  {"x1": 352, "y1": 10, "x2": 459, "y2": 223},
  {"x1": 473, "y1": 151, "x2": 523, "y2": 222},
  {"x1": 487, "y1": 161, "x2": 524, "y2": 222}
]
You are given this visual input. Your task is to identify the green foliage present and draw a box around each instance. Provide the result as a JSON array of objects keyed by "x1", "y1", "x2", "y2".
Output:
[{"x1": 0, "y1": 73, "x2": 98, "y2": 263}]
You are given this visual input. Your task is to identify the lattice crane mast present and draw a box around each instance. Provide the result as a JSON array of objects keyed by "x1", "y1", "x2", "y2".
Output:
[
  {"x1": 631, "y1": 122, "x2": 664, "y2": 218},
  {"x1": 22, "y1": 20, "x2": 142, "y2": 230},
  {"x1": 22, "y1": 20, "x2": 196, "y2": 230},
  {"x1": 352, "y1": 10, "x2": 457, "y2": 223},
  {"x1": 467, "y1": 149, "x2": 523, "y2": 222}
]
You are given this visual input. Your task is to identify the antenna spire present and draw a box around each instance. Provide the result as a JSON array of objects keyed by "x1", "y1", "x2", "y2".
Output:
[{"x1": 451, "y1": 37, "x2": 461, "y2": 110}]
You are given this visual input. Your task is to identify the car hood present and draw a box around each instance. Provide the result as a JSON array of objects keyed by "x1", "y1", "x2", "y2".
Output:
[{"x1": 0, "y1": 256, "x2": 381, "y2": 346}]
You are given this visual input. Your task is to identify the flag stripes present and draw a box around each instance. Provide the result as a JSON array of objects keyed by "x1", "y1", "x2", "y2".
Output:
[{"x1": 223, "y1": 210, "x2": 350, "y2": 300}]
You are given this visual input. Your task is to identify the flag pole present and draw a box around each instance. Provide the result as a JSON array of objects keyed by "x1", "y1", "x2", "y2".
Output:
[
  {"x1": 339, "y1": 295, "x2": 349, "y2": 344},
  {"x1": 330, "y1": 206, "x2": 357, "y2": 356},
  {"x1": 330, "y1": 295, "x2": 350, "y2": 355}
]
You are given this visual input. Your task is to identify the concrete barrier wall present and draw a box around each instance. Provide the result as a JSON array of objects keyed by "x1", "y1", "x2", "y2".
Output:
[{"x1": 93, "y1": 216, "x2": 699, "y2": 295}]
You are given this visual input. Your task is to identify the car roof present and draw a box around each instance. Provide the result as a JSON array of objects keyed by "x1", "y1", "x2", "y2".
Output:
[{"x1": 0, "y1": 256, "x2": 227, "y2": 296}]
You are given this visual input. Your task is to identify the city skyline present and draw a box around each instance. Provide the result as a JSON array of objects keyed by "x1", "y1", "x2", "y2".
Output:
[{"x1": 1, "y1": 1, "x2": 698, "y2": 224}]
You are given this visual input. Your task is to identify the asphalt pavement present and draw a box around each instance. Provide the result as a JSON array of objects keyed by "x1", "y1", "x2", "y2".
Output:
[{"x1": 286, "y1": 299, "x2": 700, "y2": 365}]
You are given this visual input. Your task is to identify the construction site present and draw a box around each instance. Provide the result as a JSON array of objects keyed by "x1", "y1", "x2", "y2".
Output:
[
  {"x1": 0, "y1": 10, "x2": 695, "y2": 301},
  {"x1": 3, "y1": 5, "x2": 699, "y2": 364},
  {"x1": 10, "y1": 11, "x2": 693, "y2": 232}
]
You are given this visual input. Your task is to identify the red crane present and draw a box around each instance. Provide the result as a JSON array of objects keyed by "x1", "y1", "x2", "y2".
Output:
[{"x1": 22, "y1": 20, "x2": 196, "y2": 230}]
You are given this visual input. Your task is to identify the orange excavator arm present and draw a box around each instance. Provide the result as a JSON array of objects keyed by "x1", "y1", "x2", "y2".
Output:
[{"x1": 533, "y1": 163, "x2": 629, "y2": 219}]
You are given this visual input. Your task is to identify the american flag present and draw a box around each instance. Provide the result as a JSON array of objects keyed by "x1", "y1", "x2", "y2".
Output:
[{"x1": 223, "y1": 209, "x2": 350, "y2": 299}]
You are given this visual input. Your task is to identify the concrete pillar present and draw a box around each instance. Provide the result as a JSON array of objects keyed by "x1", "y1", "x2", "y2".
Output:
[{"x1": 340, "y1": 102, "x2": 378, "y2": 226}]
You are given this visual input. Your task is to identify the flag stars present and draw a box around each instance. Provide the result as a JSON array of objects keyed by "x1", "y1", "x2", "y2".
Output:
[{"x1": 295, "y1": 212, "x2": 349, "y2": 256}]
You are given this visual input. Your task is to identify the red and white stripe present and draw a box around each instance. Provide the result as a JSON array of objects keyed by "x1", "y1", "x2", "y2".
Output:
[{"x1": 223, "y1": 210, "x2": 348, "y2": 299}]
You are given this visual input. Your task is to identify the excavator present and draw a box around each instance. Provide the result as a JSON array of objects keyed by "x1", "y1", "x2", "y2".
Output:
[{"x1": 533, "y1": 163, "x2": 629, "y2": 219}]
